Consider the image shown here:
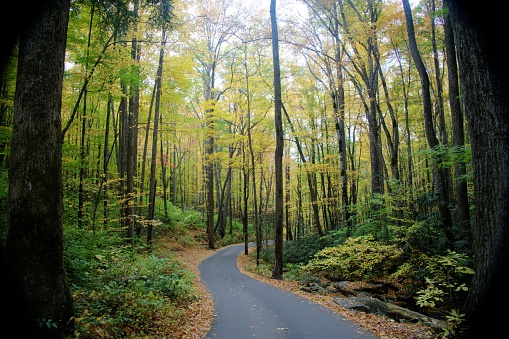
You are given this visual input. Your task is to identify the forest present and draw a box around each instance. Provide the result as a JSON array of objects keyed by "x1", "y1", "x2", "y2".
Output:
[{"x1": 0, "y1": 0, "x2": 508, "y2": 338}]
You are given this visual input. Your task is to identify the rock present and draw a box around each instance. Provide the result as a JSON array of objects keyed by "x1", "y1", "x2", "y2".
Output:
[
  {"x1": 332, "y1": 281, "x2": 357, "y2": 296},
  {"x1": 334, "y1": 296, "x2": 446, "y2": 329}
]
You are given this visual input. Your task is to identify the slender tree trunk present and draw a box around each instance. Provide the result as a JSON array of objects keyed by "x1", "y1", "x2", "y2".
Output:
[
  {"x1": 270, "y1": 0, "x2": 284, "y2": 280},
  {"x1": 244, "y1": 50, "x2": 259, "y2": 257},
  {"x1": 126, "y1": 0, "x2": 140, "y2": 246},
  {"x1": 139, "y1": 80, "x2": 156, "y2": 223},
  {"x1": 443, "y1": 1, "x2": 470, "y2": 242},
  {"x1": 160, "y1": 134, "x2": 169, "y2": 218},
  {"x1": 403, "y1": 0, "x2": 454, "y2": 245},
  {"x1": 103, "y1": 95, "x2": 113, "y2": 227},
  {"x1": 147, "y1": 31, "x2": 166, "y2": 245},
  {"x1": 205, "y1": 108, "x2": 215, "y2": 249},
  {"x1": 118, "y1": 85, "x2": 128, "y2": 230},
  {"x1": 282, "y1": 104, "x2": 323, "y2": 235},
  {"x1": 285, "y1": 160, "x2": 293, "y2": 240},
  {"x1": 78, "y1": 90, "x2": 88, "y2": 228},
  {"x1": 78, "y1": 4, "x2": 95, "y2": 228},
  {"x1": 242, "y1": 148, "x2": 250, "y2": 255},
  {"x1": 5, "y1": 0, "x2": 74, "y2": 335}
]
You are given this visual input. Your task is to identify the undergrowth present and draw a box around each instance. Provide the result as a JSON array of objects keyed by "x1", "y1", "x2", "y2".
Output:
[{"x1": 63, "y1": 200, "x2": 254, "y2": 338}]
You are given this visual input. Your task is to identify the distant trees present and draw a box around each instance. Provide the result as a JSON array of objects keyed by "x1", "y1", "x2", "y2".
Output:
[{"x1": 4, "y1": 0, "x2": 509, "y2": 334}]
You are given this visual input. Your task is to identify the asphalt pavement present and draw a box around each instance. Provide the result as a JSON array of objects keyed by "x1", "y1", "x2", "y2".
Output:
[{"x1": 199, "y1": 243, "x2": 379, "y2": 338}]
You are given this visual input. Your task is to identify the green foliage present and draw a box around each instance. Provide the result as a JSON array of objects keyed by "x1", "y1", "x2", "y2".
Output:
[
  {"x1": 283, "y1": 263, "x2": 316, "y2": 285},
  {"x1": 348, "y1": 195, "x2": 391, "y2": 241},
  {"x1": 37, "y1": 317, "x2": 59, "y2": 330},
  {"x1": 217, "y1": 231, "x2": 246, "y2": 247},
  {"x1": 0, "y1": 126, "x2": 11, "y2": 158},
  {"x1": 259, "y1": 245, "x2": 275, "y2": 263},
  {"x1": 283, "y1": 232, "x2": 339, "y2": 265},
  {"x1": 64, "y1": 226, "x2": 196, "y2": 337},
  {"x1": 0, "y1": 167, "x2": 8, "y2": 247},
  {"x1": 413, "y1": 250, "x2": 473, "y2": 337},
  {"x1": 427, "y1": 144, "x2": 472, "y2": 175},
  {"x1": 303, "y1": 235, "x2": 403, "y2": 281},
  {"x1": 415, "y1": 250, "x2": 473, "y2": 310},
  {"x1": 401, "y1": 217, "x2": 448, "y2": 255},
  {"x1": 443, "y1": 309, "x2": 467, "y2": 338},
  {"x1": 164, "y1": 204, "x2": 205, "y2": 230}
]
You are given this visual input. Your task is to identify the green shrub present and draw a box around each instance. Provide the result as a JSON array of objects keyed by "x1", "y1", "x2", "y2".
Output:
[
  {"x1": 64, "y1": 226, "x2": 196, "y2": 337},
  {"x1": 303, "y1": 235, "x2": 403, "y2": 281},
  {"x1": 415, "y1": 250, "x2": 473, "y2": 310},
  {"x1": 414, "y1": 250, "x2": 473, "y2": 337},
  {"x1": 283, "y1": 233, "x2": 337, "y2": 264}
]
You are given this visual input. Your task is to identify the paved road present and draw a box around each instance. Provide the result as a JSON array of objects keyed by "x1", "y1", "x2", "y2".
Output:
[{"x1": 199, "y1": 243, "x2": 378, "y2": 338}]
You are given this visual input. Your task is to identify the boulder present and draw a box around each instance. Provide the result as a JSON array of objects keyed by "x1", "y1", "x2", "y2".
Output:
[{"x1": 334, "y1": 296, "x2": 446, "y2": 329}]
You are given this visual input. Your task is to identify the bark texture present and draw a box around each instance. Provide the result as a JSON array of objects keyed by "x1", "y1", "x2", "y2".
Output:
[
  {"x1": 271, "y1": 0, "x2": 284, "y2": 280},
  {"x1": 447, "y1": 0, "x2": 509, "y2": 336},
  {"x1": 6, "y1": 0, "x2": 74, "y2": 336}
]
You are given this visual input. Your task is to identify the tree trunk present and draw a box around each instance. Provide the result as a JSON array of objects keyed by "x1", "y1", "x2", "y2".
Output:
[
  {"x1": 78, "y1": 4, "x2": 95, "y2": 228},
  {"x1": 147, "y1": 32, "x2": 166, "y2": 245},
  {"x1": 428, "y1": 0, "x2": 448, "y2": 145},
  {"x1": 282, "y1": 104, "x2": 323, "y2": 235},
  {"x1": 271, "y1": 0, "x2": 284, "y2": 280},
  {"x1": 443, "y1": 1, "x2": 470, "y2": 242},
  {"x1": 447, "y1": 0, "x2": 509, "y2": 336},
  {"x1": 5, "y1": 0, "x2": 74, "y2": 335},
  {"x1": 160, "y1": 134, "x2": 169, "y2": 218},
  {"x1": 78, "y1": 90, "x2": 88, "y2": 228},
  {"x1": 139, "y1": 80, "x2": 156, "y2": 224},
  {"x1": 103, "y1": 95, "x2": 113, "y2": 227},
  {"x1": 118, "y1": 84, "x2": 128, "y2": 231},
  {"x1": 126, "y1": 0, "x2": 140, "y2": 245},
  {"x1": 285, "y1": 160, "x2": 293, "y2": 240},
  {"x1": 402, "y1": 0, "x2": 454, "y2": 245}
]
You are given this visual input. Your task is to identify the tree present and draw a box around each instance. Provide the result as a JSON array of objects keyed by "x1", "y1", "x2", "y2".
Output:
[
  {"x1": 126, "y1": 0, "x2": 141, "y2": 246},
  {"x1": 339, "y1": 0, "x2": 385, "y2": 197},
  {"x1": 147, "y1": 30, "x2": 167, "y2": 245},
  {"x1": 402, "y1": 0, "x2": 454, "y2": 245},
  {"x1": 5, "y1": 0, "x2": 74, "y2": 336},
  {"x1": 443, "y1": 1, "x2": 470, "y2": 242},
  {"x1": 446, "y1": 0, "x2": 509, "y2": 336},
  {"x1": 190, "y1": 0, "x2": 245, "y2": 249},
  {"x1": 270, "y1": 0, "x2": 284, "y2": 280}
]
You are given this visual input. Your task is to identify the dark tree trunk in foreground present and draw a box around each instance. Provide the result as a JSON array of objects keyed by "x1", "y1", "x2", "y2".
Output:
[
  {"x1": 5, "y1": 0, "x2": 74, "y2": 336},
  {"x1": 270, "y1": 0, "x2": 284, "y2": 280},
  {"x1": 447, "y1": 0, "x2": 509, "y2": 336}
]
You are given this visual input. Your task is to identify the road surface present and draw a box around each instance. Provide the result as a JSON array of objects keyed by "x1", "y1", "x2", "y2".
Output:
[{"x1": 199, "y1": 243, "x2": 378, "y2": 338}]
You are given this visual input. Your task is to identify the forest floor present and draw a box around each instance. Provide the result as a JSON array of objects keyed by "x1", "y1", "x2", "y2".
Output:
[{"x1": 160, "y1": 231, "x2": 441, "y2": 339}]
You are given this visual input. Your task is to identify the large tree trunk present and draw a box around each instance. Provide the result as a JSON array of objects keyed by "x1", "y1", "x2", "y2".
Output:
[
  {"x1": 270, "y1": 0, "x2": 284, "y2": 280},
  {"x1": 447, "y1": 0, "x2": 509, "y2": 336},
  {"x1": 5, "y1": 0, "x2": 74, "y2": 336}
]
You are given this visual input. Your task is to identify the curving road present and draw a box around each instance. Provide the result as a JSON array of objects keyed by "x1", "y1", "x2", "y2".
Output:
[{"x1": 199, "y1": 243, "x2": 378, "y2": 338}]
